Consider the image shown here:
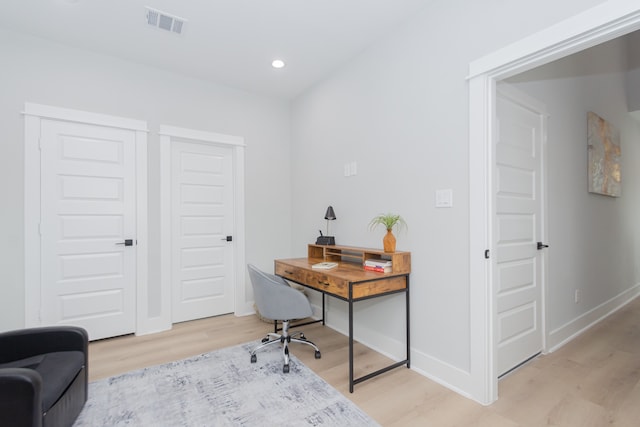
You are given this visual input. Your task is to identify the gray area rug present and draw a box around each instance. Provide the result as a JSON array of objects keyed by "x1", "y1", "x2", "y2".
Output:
[{"x1": 74, "y1": 341, "x2": 378, "y2": 426}]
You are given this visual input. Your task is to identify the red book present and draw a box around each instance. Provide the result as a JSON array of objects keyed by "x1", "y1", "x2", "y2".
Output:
[{"x1": 364, "y1": 265, "x2": 391, "y2": 273}]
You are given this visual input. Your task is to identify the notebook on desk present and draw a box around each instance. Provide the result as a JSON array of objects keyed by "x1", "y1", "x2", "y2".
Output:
[{"x1": 311, "y1": 262, "x2": 338, "y2": 270}]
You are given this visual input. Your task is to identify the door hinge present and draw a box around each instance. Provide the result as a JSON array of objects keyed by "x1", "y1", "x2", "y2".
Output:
[{"x1": 484, "y1": 249, "x2": 490, "y2": 259}]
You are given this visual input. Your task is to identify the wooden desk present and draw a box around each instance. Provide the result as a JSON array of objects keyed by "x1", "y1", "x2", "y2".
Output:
[{"x1": 275, "y1": 244, "x2": 411, "y2": 392}]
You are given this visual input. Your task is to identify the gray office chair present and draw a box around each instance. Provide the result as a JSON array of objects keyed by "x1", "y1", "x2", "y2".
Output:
[{"x1": 248, "y1": 264, "x2": 321, "y2": 373}]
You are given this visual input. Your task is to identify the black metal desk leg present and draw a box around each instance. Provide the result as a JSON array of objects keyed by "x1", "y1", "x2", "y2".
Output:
[
  {"x1": 322, "y1": 293, "x2": 325, "y2": 326},
  {"x1": 349, "y1": 284, "x2": 354, "y2": 393},
  {"x1": 406, "y1": 274, "x2": 411, "y2": 368}
]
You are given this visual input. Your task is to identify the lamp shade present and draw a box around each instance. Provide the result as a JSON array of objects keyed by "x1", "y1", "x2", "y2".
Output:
[{"x1": 324, "y1": 206, "x2": 336, "y2": 220}]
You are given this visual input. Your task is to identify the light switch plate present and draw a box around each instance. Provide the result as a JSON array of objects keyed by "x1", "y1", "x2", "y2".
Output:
[{"x1": 435, "y1": 189, "x2": 453, "y2": 208}]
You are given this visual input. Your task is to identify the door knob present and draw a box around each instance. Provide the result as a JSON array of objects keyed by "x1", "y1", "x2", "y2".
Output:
[
  {"x1": 221, "y1": 236, "x2": 233, "y2": 242},
  {"x1": 116, "y1": 239, "x2": 134, "y2": 246},
  {"x1": 537, "y1": 242, "x2": 549, "y2": 250}
]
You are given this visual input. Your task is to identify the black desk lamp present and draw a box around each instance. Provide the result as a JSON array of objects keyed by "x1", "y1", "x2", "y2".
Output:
[{"x1": 316, "y1": 206, "x2": 336, "y2": 245}]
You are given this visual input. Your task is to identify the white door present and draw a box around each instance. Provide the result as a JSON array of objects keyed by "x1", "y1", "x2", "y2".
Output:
[
  {"x1": 495, "y1": 85, "x2": 547, "y2": 376},
  {"x1": 40, "y1": 119, "x2": 137, "y2": 341},
  {"x1": 171, "y1": 141, "x2": 235, "y2": 322}
]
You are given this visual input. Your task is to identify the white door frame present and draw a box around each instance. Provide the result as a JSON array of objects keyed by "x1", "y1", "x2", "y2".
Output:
[
  {"x1": 159, "y1": 125, "x2": 246, "y2": 332},
  {"x1": 468, "y1": 1, "x2": 640, "y2": 405},
  {"x1": 23, "y1": 103, "x2": 149, "y2": 335}
]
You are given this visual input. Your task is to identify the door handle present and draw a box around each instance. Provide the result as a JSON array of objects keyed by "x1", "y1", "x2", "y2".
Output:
[
  {"x1": 116, "y1": 239, "x2": 134, "y2": 246},
  {"x1": 537, "y1": 242, "x2": 549, "y2": 250},
  {"x1": 221, "y1": 236, "x2": 233, "y2": 242}
]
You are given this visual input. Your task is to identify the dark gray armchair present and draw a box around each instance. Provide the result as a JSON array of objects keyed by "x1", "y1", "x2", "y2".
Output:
[
  {"x1": 248, "y1": 264, "x2": 321, "y2": 373},
  {"x1": 0, "y1": 326, "x2": 88, "y2": 427}
]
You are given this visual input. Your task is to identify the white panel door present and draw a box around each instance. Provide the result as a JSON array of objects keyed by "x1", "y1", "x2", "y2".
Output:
[
  {"x1": 40, "y1": 119, "x2": 136, "y2": 340},
  {"x1": 495, "y1": 86, "x2": 546, "y2": 376},
  {"x1": 171, "y1": 141, "x2": 234, "y2": 322}
]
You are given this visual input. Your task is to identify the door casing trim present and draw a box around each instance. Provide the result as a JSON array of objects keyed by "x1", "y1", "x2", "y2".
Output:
[
  {"x1": 23, "y1": 102, "x2": 149, "y2": 335},
  {"x1": 158, "y1": 125, "x2": 247, "y2": 334}
]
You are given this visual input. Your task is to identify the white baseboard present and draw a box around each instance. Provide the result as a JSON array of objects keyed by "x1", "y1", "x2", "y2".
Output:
[
  {"x1": 313, "y1": 285, "x2": 640, "y2": 405},
  {"x1": 410, "y1": 348, "x2": 475, "y2": 401},
  {"x1": 315, "y1": 301, "x2": 476, "y2": 402},
  {"x1": 235, "y1": 301, "x2": 257, "y2": 317},
  {"x1": 547, "y1": 284, "x2": 640, "y2": 352},
  {"x1": 135, "y1": 317, "x2": 171, "y2": 336}
]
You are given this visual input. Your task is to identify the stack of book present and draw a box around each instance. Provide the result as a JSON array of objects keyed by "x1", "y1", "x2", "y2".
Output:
[
  {"x1": 363, "y1": 259, "x2": 392, "y2": 273},
  {"x1": 312, "y1": 261, "x2": 338, "y2": 270}
]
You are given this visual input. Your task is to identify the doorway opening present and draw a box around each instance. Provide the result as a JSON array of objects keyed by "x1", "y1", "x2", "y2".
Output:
[{"x1": 468, "y1": 3, "x2": 640, "y2": 405}]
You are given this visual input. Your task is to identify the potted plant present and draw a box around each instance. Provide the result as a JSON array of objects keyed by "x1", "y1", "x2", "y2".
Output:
[{"x1": 368, "y1": 213, "x2": 407, "y2": 253}]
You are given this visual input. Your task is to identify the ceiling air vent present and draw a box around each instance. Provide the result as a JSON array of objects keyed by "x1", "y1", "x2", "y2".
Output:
[{"x1": 145, "y1": 6, "x2": 186, "y2": 35}]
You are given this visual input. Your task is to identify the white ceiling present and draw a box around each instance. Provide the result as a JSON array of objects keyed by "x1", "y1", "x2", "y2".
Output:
[{"x1": 0, "y1": 0, "x2": 429, "y2": 99}]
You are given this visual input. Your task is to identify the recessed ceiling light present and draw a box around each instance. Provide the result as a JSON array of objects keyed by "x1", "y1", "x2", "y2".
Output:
[{"x1": 271, "y1": 59, "x2": 286, "y2": 69}]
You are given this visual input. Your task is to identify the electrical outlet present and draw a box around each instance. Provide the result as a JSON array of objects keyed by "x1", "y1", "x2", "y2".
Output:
[
  {"x1": 574, "y1": 289, "x2": 580, "y2": 304},
  {"x1": 343, "y1": 161, "x2": 358, "y2": 177}
]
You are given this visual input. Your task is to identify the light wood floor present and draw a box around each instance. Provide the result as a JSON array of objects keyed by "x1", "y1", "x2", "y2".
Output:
[{"x1": 89, "y1": 298, "x2": 640, "y2": 426}]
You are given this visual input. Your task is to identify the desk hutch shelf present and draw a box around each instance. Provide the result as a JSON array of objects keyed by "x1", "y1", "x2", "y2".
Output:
[{"x1": 308, "y1": 244, "x2": 411, "y2": 274}]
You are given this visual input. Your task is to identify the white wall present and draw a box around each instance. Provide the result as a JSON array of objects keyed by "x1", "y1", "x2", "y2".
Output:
[
  {"x1": 290, "y1": 0, "x2": 608, "y2": 398},
  {"x1": 0, "y1": 0, "x2": 623, "y2": 403},
  {"x1": 625, "y1": 30, "x2": 640, "y2": 112},
  {"x1": 0, "y1": 29, "x2": 292, "y2": 331},
  {"x1": 627, "y1": 68, "x2": 640, "y2": 111},
  {"x1": 507, "y1": 37, "x2": 640, "y2": 347}
]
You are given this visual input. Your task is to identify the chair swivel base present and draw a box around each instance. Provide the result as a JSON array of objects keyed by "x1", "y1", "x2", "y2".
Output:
[{"x1": 250, "y1": 321, "x2": 321, "y2": 373}]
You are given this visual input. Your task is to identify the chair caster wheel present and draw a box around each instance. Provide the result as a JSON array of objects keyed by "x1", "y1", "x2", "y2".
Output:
[
  {"x1": 315, "y1": 350, "x2": 321, "y2": 359},
  {"x1": 283, "y1": 364, "x2": 290, "y2": 373},
  {"x1": 250, "y1": 354, "x2": 257, "y2": 363},
  {"x1": 261, "y1": 337, "x2": 269, "y2": 343}
]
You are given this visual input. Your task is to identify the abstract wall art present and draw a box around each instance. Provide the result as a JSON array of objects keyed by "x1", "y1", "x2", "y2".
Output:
[{"x1": 587, "y1": 111, "x2": 621, "y2": 197}]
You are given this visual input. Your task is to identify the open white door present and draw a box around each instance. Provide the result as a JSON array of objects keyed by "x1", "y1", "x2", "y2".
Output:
[{"x1": 495, "y1": 84, "x2": 547, "y2": 376}]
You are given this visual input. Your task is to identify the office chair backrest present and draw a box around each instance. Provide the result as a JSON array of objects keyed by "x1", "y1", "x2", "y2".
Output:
[{"x1": 247, "y1": 264, "x2": 312, "y2": 321}]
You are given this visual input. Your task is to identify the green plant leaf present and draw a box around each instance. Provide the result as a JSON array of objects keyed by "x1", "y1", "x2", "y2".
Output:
[{"x1": 368, "y1": 213, "x2": 407, "y2": 232}]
